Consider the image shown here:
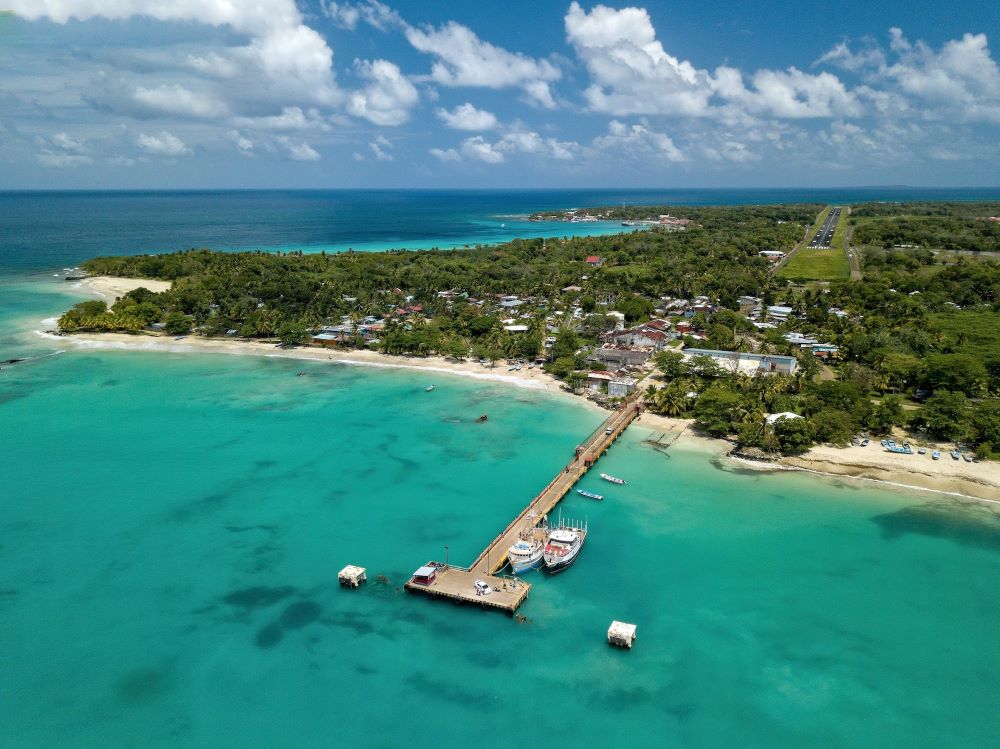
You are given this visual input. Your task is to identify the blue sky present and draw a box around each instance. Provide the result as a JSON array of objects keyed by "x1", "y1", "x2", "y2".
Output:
[{"x1": 2, "y1": 0, "x2": 999, "y2": 188}]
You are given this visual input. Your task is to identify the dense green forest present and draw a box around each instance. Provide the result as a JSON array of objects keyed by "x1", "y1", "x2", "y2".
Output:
[
  {"x1": 63, "y1": 204, "x2": 809, "y2": 330},
  {"x1": 850, "y1": 201, "x2": 1000, "y2": 252},
  {"x1": 58, "y1": 202, "x2": 1000, "y2": 457}
]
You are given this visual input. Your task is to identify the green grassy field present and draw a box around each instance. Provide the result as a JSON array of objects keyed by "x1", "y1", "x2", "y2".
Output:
[
  {"x1": 778, "y1": 248, "x2": 851, "y2": 281},
  {"x1": 778, "y1": 206, "x2": 850, "y2": 281}
]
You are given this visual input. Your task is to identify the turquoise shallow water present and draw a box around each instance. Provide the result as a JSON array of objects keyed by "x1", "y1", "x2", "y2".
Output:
[
  {"x1": 2, "y1": 288, "x2": 999, "y2": 747},
  {"x1": 2, "y1": 186, "x2": 1000, "y2": 747}
]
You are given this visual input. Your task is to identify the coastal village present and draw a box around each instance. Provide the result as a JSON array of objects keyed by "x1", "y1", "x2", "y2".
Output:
[{"x1": 304, "y1": 286, "x2": 838, "y2": 402}]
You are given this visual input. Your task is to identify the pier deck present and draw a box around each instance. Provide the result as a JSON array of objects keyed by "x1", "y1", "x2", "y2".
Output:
[
  {"x1": 405, "y1": 400, "x2": 641, "y2": 613},
  {"x1": 403, "y1": 567, "x2": 530, "y2": 613}
]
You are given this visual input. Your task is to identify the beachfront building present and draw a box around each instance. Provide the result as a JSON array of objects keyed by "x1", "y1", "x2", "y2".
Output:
[
  {"x1": 605, "y1": 327, "x2": 670, "y2": 350},
  {"x1": 683, "y1": 348, "x2": 798, "y2": 375},
  {"x1": 586, "y1": 371, "x2": 615, "y2": 391},
  {"x1": 588, "y1": 348, "x2": 652, "y2": 368},
  {"x1": 608, "y1": 377, "x2": 638, "y2": 398}
]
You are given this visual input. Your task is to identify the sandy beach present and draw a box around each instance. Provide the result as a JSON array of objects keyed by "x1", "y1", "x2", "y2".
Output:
[
  {"x1": 638, "y1": 413, "x2": 1000, "y2": 503},
  {"x1": 61, "y1": 276, "x2": 1000, "y2": 504},
  {"x1": 63, "y1": 330, "x2": 582, "y2": 397},
  {"x1": 75, "y1": 275, "x2": 172, "y2": 300},
  {"x1": 780, "y1": 445, "x2": 1000, "y2": 503}
]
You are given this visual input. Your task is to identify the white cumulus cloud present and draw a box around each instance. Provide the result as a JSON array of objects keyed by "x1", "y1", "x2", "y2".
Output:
[
  {"x1": 566, "y1": 1, "x2": 858, "y2": 120},
  {"x1": 429, "y1": 147, "x2": 461, "y2": 162},
  {"x1": 9, "y1": 0, "x2": 341, "y2": 103},
  {"x1": 137, "y1": 130, "x2": 190, "y2": 156},
  {"x1": 133, "y1": 84, "x2": 228, "y2": 118},
  {"x1": 816, "y1": 28, "x2": 1000, "y2": 124},
  {"x1": 592, "y1": 120, "x2": 684, "y2": 162},
  {"x1": 460, "y1": 136, "x2": 506, "y2": 164},
  {"x1": 233, "y1": 107, "x2": 331, "y2": 131},
  {"x1": 347, "y1": 59, "x2": 419, "y2": 126},
  {"x1": 369, "y1": 135, "x2": 393, "y2": 161},
  {"x1": 406, "y1": 21, "x2": 561, "y2": 108},
  {"x1": 277, "y1": 136, "x2": 320, "y2": 161},
  {"x1": 436, "y1": 103, "x2": 498, "y2": 130}
]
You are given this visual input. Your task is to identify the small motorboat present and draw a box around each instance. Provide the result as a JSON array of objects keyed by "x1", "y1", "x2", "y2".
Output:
[
  {"x1": 962, "y1": 453, "x2": 972, "y2": 462},
  {"x1": 577, "y1": 489, "x2": 604, "y2": 501},
  {"x1": 861, "y1": 439, "x2": 869, "y2": 446},
  {"x1": 932, "y1": 450, "x2": 941, "y2": 460},
  {"x1": 425, "y1": 384, "x2": 435, "y2": 392},
  {"x1": 950, "y1": 450, "x2": 960, "y2": 460},
  {"x1": 477, "y1": 414, "x2": 488, "y2": 422},
  {"x1": 918, "y1": 447, "x2": 926, "y2": 455},
  {"x1": 600, "y1": 473, "x2": 626, "y2": 485}
]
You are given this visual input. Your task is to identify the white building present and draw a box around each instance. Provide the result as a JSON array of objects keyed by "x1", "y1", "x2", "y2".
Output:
[{"x1": 608, "y1": 378, "x2": 637, "y2": 398}]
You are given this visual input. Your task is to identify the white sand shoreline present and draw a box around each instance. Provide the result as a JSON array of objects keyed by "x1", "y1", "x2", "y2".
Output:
[{"x1": 73, "y1": 275, "x2": 171, "y2": 300}]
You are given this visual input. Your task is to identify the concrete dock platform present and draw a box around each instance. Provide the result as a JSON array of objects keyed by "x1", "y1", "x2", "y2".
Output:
[{"x1": 404, "y1": 565, "x2": 530, "y2": 614}]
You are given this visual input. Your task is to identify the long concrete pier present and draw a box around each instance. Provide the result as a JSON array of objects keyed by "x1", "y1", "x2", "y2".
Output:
[{"x1": 404, "y1": 398, "x2": 642, "y2": 613}]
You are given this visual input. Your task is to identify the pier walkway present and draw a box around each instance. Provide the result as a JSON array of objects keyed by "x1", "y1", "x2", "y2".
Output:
[{"x1": 404, "y1": 398, "x2": 642, "y2": 613}]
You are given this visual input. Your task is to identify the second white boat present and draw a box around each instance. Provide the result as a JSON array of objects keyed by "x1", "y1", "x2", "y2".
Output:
[
  {"x1": 543, "y1": 522, "x2": 587, "y2": 573},
  {"x1": 507, "y1": 536, "x2": 544, "y2": 574}
]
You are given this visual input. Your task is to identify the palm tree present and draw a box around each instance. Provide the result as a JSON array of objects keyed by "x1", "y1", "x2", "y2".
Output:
[{"x1": 657, "y1": 386, "x2": 689, "y2": 417}]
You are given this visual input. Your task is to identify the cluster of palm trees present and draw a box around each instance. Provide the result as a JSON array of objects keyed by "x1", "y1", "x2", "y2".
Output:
[{"x1": 643, "y1": 362, "x2": 804, "y2": 419}]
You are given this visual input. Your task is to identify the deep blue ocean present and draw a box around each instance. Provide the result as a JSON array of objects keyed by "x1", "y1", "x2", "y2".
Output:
[{"x1": 2, "y1": 189, "x2": 1000, "y2": 748}]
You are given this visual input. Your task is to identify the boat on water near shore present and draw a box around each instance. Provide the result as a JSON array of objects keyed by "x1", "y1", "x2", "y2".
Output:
[
  {"x1": 543, "y1": 520, "x2": 587, "y2": 573},
  {"x1": 577, "y1": 489, "x2": 604, "y2": 500},
  {"x1": 600, "y1": 473, "x2": 626, "y2": 485},
  {"x1": 425, "y1": 384, "x2": 435, "y2": 391},
  {"x1": 507, "y1": 535, "x2": 544, "y2": 575}
]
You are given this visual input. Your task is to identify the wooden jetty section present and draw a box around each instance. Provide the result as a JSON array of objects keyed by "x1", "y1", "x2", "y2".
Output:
[{"x1": 405, "y1": 399, "x2": 642, "y2": 614}]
